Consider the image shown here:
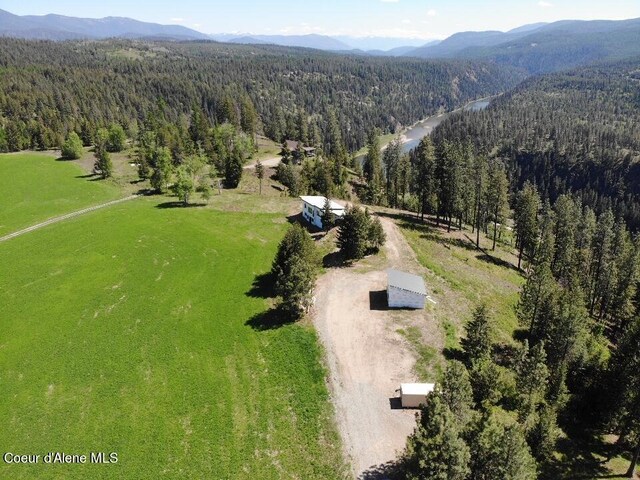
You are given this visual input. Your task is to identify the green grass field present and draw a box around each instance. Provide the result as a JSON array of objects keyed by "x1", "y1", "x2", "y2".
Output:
[
  {"x1": 0, "y1": 153, "x2": 122, "y2": 236},
  {"x1": 0, "y1": 158, "x2": 346, "y2": 478}
]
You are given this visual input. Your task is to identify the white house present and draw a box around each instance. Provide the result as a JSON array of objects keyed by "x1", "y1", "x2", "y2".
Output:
[
  {"x1": 387, "y1": 269, "x2": 427, "y2": 309},
  {"x1": 300, "y1": 196, "x2": 345, "y2": 229},
  {"x1": 400, "y1": 383, "x2": 435, "y2": 408}
]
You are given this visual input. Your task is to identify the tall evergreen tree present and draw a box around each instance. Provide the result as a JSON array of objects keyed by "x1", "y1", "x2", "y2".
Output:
[
  {"x1": 270, "y1": 223, "x2": 317, "y2": 318},
  {"x1": 469, "y1": 413, "x2": 537, "y2": 480},
  {"x1": 461, "y1": 304, "x2": 493, "y2": 366},
  {"x1": 255, "y1": 160, "x2": 264, "y2": 195},
  {"x1": 514, "y1": 182, "x2": 540, "y2": 270},
  {"x1": 363, "y1": 130, "x2": 384, "y2": 205},
  {"x1": 441, "y1": 360, "x2": 475, "y2": 427},
  {"x1": 486, "y1": 159, "x2": 509, "y2": 250},
  {"x1": 412, "y1": 137, "x2": 436, "y2": 220},
  {"x1": 402, "y1": 392, "x2": 471, "y2": 480}
]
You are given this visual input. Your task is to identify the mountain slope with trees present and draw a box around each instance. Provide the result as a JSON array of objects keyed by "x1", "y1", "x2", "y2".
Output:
[
  {"x1": 0, "y1": 38, "x2": 525, "y2": 155},
  {"x1": 431, "y1": 58, "x2": 640, "y2": 228},
  {"x1": 408, "y1": 18, "x2": 640, "y2": 74}
]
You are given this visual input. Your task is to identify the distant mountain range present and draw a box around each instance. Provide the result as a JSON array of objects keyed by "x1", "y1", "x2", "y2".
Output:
[
  {"x1": 0, "y1": 8, "x2": 210, "y2": 40},
  {"x1": 405, "y1": 18, "x2": 640, "y2": 74},
  {"x1": 209, "y1": 33, "x2": 435, "y2": 55},
  {"x1": 0, "y1": 8, "x2": 434, "y2": 54},
  {"x1": 2, "y1": 8, "x2": 640, "y2": 70}
]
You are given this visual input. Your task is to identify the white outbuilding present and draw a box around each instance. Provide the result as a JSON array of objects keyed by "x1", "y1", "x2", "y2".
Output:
[
  {"x1": 300, "y1": 196, "x2": 345, "y2": 229},
  {"x1": 387, "y1": 269, "x2": 428, "y2": 309},
  {"x1": 400, "y1": 383, "x2": 435, "y2": 408}
]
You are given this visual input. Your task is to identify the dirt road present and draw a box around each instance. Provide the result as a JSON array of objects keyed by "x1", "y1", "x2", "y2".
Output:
[
  {"x1": 243, "y1": 155, "x2": 281, "y2": 170},
  {"x1": 313, "y1": 217, "x2": 433, "y2": 478},
  {"x1": 0, "y1": 195, "x2": 140, "y2": 243}
]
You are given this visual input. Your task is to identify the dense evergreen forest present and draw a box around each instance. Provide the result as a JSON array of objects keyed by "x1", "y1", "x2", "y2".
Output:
[
  {"x1": 431, "y1": 58, "x2": 640, "y2": 228},
  {"x1": 0, "y1": 38, "x2": 525, "y2": 154}
]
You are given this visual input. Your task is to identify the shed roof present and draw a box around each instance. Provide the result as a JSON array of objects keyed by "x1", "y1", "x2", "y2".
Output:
[
  {"x1": 300, "y1": 196, "x2": 345, "y2": 214},
  {"x1": 387, "y1": 269, "x2": 427, "y2": 296},
  {"x1": 401, "y1": 383, "x2": 435, "y2": 395}
]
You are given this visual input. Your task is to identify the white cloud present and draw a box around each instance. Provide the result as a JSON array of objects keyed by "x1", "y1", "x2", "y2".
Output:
[
  {"x1": 402, "y1": 18, "x2": 411, "y2": 24},
  {"x1": 170, "y1": 17, "x2": 185, "y2": 23},
  {"x1": 538, "y1": 1, "x2": 553, "y2": 7},
  {"x1": 427, "y1": 9, "x2": 437, "y2": 17},
  {"x1": 193, "y1": 23, "x2": 202, "y2": 28},
  {"x1": 380, "y1": 0, "x2": 400, "y2": 3}
]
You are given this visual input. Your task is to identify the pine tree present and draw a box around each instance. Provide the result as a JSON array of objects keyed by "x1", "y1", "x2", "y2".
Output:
[
  {"x1": 544, "y1": 286, "x2": 589, "y2": 407},
  {"x1": 255, "y1": 160, "x2": 264, "y2": 195},
  {"x1": 270, "y1": 224, "x2": 317, "y2": 318},
  {"x1": 589, "y1": 209, "x2": 615, "y2": 316},
  {"x1": 367, "y1": 214, "x2": 386, "y2": 252},
  {"x1": 515, "y1": 340, "x2": 549, "y2": 420},
  {"x1": 402, "y1": 392, "x2": 471, "y2": 480},
  {"x1": 150, "y1": 146, "x2": 173, "y2": 193},
  {"x1": 224, "y1": 147, "x2": 243, "y2": 188},
  {"x1": 486, "y1": 159, "x2": 509, "y2": 250},
  {"x1": 412, "y1": 137, "x2": 436, "y2": 221},
  {"x1": 93, "y1": 144, "x2": 113, "y2": 179},
  {"x1": 461, "y1": 304, "x2": 493, "y2": 366},
  {"x1": 526, "y1": 404, "x2": 559, "y2": 463},
  {"x1": 337, "y1": 205, "x2": 370, "y2": 260},
  {"x1": 363, "y1": 130, "x2": 384, "y2": 205},
  {"x1": 514, "y1": 182, "x2": 540, "y2": 270},
  {"x1": 602, "y1": 317, "x2": 640, "y2": 477},
  {"x1": 321, "y1": 198, "x2": 333, "y2": 231},
  {"x1": 469, "y1": 412, "x2": 537, "y2": 480},
  {"x1": 441, "y1": 360, "x2": 475, "y2": 427},
  {"x1": 517, "y1": 227, "x2": 557, "y2": 340},
  {"x1": 383, "y1": 137, "x2": 402, "y2": 207},
  {"x1": 551, "y1": 195, "x2": 579, "y2": 282},
  {"x1": 473, "y1": 152, "x2": 488, "y2": 246}
]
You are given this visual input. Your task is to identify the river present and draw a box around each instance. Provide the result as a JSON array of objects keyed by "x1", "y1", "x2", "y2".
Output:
[{"x1": 356, "y1": 96, "x2": 493, "y2": 162}]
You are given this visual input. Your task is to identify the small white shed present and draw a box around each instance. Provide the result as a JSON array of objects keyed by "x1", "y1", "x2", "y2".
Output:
[
  {"x1": 300, "y1": 196, "x2": 345, "y2": 229},
  {"x1": 400, "y1": 383, "x2": 435, "y2": 408},
  {"x1": 387, "y1": 269, "x2": 427, "y2": 309}
]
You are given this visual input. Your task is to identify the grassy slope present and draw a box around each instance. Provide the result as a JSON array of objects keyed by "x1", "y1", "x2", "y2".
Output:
[
  {"x1": 0, "y1": 153, "x2": 122, "y2": 236},
  {"x1": 0, "y1": 195, "x2": 345, "y2": 479},
  {"x1": 398, "y1": 216, "x2": 523, "y2": 352}
]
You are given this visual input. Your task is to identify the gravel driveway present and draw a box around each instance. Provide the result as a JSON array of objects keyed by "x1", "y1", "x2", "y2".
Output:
[{"x1": 312, "y1": 217, "x2": 431, "y2": 478}]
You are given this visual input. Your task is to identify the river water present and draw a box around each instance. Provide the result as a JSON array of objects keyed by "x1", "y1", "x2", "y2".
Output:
[
  {"x1": 356, "y1": 96, "x2": 492, "y2": 162},
  {"x1": 401, "y1": 97, "x2": 492, "y2": 152}
]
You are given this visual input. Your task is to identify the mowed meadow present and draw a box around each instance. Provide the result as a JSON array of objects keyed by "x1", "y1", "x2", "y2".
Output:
[
  {"x1": 0, "y1": 153, "x2": 121, "y2": 236},
  {"x1": 0, "y1": 154, "x2": 346, "y2": 479}
]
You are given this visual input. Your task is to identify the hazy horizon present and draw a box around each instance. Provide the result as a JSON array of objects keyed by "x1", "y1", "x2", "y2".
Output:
[{"x1": 2, "y1": 0, "x2": 640, "y2": 40}]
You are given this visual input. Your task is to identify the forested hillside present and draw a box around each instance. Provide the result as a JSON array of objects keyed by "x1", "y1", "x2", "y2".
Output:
[
  {"x1": 431, "y1": 59, "x2": 640, "y2": 228},
  {"x1": 0, "y1": 38, "x2": 525, "y2": 154},
  {"x1": 408, "y1": 18, "x2": 640, "y2": 75}
]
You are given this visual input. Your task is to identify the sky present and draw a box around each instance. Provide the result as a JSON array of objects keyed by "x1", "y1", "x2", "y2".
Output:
[{"x1": 2, "y1": 0, "x2": 640, "y2": 40}]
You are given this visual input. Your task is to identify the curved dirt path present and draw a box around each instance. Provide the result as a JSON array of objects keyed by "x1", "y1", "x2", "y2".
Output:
[
  {"x1": 243, "y1": 155, "x2": 281, "y2": 170},
  {"x1": 0, "y1": 194, "x2": 140, "y2": 243},
  {"x1": 313, "y1": 217, "x2": 434, "y2": 478}
]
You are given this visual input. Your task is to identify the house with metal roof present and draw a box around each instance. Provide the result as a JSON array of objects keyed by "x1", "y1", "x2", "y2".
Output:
[
  {"x1": 387, "y1": 269, "x2": 427, "y2": 309},
  {"x1": 300, "y1": 196, "x2": 345, "y2": 229}
]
